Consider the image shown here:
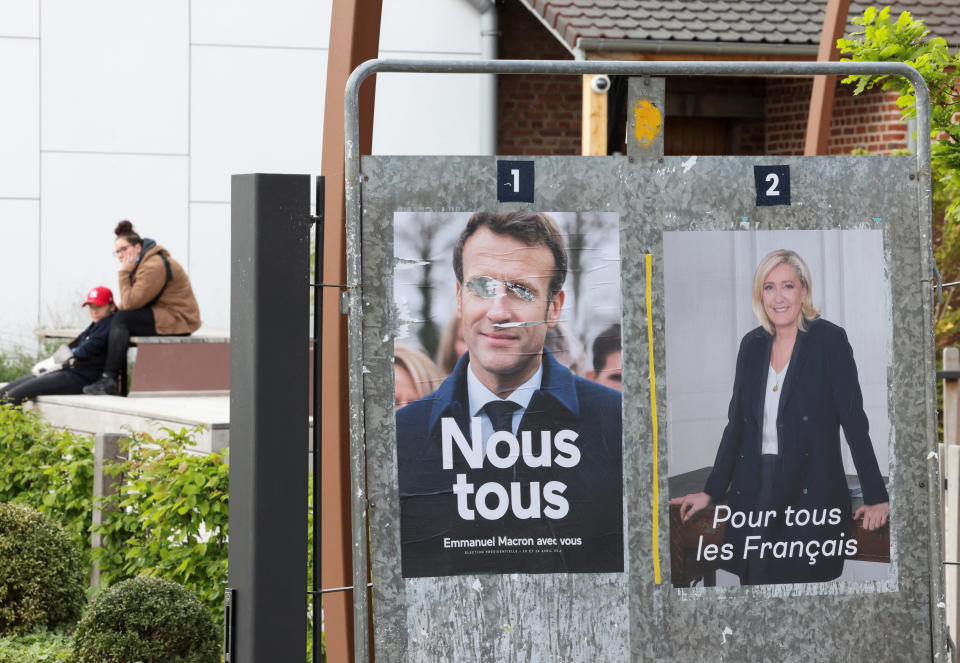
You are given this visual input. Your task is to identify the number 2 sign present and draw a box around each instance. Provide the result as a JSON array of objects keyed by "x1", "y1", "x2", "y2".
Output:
[{"x1": 754, "y1": 165, "x2": 791, "y2": 206}]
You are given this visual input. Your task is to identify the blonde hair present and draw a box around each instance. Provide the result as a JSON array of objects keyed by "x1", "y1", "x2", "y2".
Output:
[
  {"x1": 395, "y1": 345, "x2": 444, "y2": 399},
  {"x1": 751, "y1": 249, "x2": 820, "y2": 335}
]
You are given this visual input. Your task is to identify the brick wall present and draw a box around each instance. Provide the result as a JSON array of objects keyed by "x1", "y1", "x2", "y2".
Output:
[
  {"x1": 731, "y1": 119, "x2": 766, "y2": 154},
  {"x1": 497, "y1": 0, "x2": 581, "y2": 155},
  {"x1": 495, "y1": 3, "x2": 909, "y2": 159},
  {"x1": 766, "y1": 78, "x2": 908, "y2": 155}
]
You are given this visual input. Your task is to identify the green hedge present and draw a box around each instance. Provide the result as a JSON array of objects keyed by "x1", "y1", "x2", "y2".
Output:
[
  {"x1": 0, "y1": 408, "x2": 229, "y2": 627},
  {"x1": 0, "y1": 405, "x2": 93, "y2": 562},
  {"x1": 93, "y1": 428, "x2": 229, "y2": 624},
  {"x1": 0, "y1": 348, "x2": 41, "y2": 384},
  {"x1": 0, "y1": 407, "x2": 334, "y2": 659}
]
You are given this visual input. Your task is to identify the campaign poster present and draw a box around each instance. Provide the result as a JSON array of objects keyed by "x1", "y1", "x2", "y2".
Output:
[
  {"x1": 393, "y1": 211, "x2": 623, "y2": 577},
  {"x1": 664, "y1": 230, "x2": 892, "y2": 588}
]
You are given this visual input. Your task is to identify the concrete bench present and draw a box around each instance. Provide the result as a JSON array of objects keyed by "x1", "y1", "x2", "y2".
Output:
[{"x1": 36, "y1": 327, "x2": 229, "y2": 397}]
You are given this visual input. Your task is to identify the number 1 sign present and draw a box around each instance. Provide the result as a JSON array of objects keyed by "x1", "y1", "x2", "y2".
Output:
[{"x1": 497, "y1": 160, "x2": 535, "y2": 203}]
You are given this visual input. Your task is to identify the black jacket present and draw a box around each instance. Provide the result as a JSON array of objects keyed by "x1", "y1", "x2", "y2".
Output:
[
  {"x1": 65, "y1": 316, "x2": 113, "y2": 383},
  {"x1": 703, "y1": 318, "x2": 888, "y2": 583}
]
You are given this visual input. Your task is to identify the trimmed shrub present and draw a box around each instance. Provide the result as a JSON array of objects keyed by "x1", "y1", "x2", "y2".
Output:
[
  {"x1": 70, "y1": 577, "x2": 220, "y2": 663},
  {"x1": 0, "y1": 503, "x2": 85, "y2": 635}
]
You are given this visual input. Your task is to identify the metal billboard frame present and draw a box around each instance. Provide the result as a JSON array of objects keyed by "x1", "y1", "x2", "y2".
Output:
[{"x1": 343, "y1": 59, "x2": 940, "y2": 662}]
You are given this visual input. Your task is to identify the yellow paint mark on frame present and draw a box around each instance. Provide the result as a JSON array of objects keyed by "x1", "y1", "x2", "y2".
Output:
[
  {"x1": 646, "y1": 254, "x2": 662, "y2": 584},
  {"x1": 633, "y1": 100, "x2": 663, "y2": 149}
]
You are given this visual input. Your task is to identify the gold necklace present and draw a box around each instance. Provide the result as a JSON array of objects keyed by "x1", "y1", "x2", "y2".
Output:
[{"x1": 771, "y1": 363, "x2": 787, "y2": 392}]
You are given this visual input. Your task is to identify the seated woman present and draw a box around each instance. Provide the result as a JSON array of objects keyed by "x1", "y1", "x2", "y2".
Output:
[
  {"x1": 83, "y1": 220, "x2": 201, "y2": 396},
  {"x1": 0, "y1": 287, "x2": 116, "y2": 402}
]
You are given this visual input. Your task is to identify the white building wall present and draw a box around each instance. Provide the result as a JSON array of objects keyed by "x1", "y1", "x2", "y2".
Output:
[
  {"x1": 0, "y1": 0, "x2": 484, "y2": 351},
  {"x1": 373, "y1": 0, "x2": 485, "y2": 156}
]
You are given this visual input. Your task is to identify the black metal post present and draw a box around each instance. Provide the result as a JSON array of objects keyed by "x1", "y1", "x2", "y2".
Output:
[
  {"x1": 312, "y1": 176, "x2": 325, "y2": 663},
  {"x1": 229, "y1": 173, "x2": 311, "y2": 663}
]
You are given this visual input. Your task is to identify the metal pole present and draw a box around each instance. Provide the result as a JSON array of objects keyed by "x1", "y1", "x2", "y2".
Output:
[
  {"x1": 911, "y1": 63, "x2": 948, "y2": 663},
  {"x1": 342, "y1": 58, "x2": 939, "y2": 662},
  {"x1": 229, "y1": 173, "x2": 311, "y2": 663},
  {"x1": 312, "y1": 176, "x2": 325, "y2": 663}
]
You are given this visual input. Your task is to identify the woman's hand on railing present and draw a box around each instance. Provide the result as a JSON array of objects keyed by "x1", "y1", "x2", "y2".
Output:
[
  {"x1": 669, "y1": 492, "x2": 713, "y2": 522},
  {"x1": 854, "y1": 501, "x2": 889, "y2": 531}
]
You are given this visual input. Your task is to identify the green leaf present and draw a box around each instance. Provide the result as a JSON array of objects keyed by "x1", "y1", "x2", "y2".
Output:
[
  {"x1": 895, "y1": 10, "x2": 913, "y2": 30},
  {"x1": 880, "y1": 44, "x2": 902, "y2": 58}
]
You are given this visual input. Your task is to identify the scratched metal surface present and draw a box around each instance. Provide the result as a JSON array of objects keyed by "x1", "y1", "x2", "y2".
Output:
[{"x1": 359, "y1": 155, "x2": 935, "y2": 662}]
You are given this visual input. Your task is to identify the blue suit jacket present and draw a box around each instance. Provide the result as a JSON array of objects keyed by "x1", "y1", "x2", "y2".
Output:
[
  {"x1": 703, "y1": 318, "x2": 888, "y2": 583},
  {"x1": 396, "y1": 350, "x2": 623, "y2": 577}
]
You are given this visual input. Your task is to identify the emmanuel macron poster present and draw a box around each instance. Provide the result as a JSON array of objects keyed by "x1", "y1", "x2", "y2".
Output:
[{"x1": 393, "y1": 211, "x2": 624, "y2": 577}]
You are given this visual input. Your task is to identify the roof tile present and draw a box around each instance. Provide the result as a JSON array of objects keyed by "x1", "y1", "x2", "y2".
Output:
[{"x1": 524, "y1": 0, "x2": 960, "y2": 51}]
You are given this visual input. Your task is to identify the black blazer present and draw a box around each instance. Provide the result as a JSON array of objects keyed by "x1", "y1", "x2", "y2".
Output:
[{"x1": 703, "y1": 318, "x2": 888, "y2": 583}]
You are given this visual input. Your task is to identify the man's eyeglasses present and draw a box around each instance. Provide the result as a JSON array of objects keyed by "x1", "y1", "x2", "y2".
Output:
[{"x1": 465, "y1": 276, "x2": 535, "y2": 303}]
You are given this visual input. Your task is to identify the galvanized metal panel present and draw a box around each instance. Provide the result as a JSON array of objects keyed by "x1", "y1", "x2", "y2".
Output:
[{"x1": 360, "y1": 155, "x2": 936, "y2": 662}]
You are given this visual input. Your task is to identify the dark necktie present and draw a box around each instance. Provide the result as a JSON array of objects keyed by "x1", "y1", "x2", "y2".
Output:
[{"x1": 484, "y1": 401, "x2": 520, "y2": 433}]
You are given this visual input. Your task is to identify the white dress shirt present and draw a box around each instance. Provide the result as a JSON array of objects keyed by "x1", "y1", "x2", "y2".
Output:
[
  {"x1": 761, "y1": 360, "x2": 788, "y2": 455},
  {"x1": 466, "y1": 361, "x2": 543, "y2": 441}
]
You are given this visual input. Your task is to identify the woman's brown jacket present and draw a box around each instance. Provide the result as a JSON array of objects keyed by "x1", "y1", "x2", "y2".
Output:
[{"x1": 117, "y1": 241, "x2": 201, "y2": 335}]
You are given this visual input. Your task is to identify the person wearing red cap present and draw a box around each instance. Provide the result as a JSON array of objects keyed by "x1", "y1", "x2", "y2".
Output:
[{"x1": 0, "y1": 286, "x2": 117, "y2": 403}]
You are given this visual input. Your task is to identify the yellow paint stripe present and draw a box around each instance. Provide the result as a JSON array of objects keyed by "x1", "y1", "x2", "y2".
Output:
[{"x1": 646, "y1": 253, "x2": 662, "y2": 584}]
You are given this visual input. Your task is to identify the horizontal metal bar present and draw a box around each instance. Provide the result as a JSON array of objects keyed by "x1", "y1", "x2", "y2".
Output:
[
  {"x1": 307, "y1": 583, "x2": 373, "y2": 595},
  {"x1": 938, "y1": 371, "x2": 960, "y2": 380},
  {"x1": 346, "y1": 58, "x2": 926, "y2": 83}
]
